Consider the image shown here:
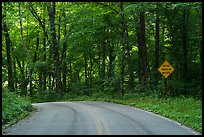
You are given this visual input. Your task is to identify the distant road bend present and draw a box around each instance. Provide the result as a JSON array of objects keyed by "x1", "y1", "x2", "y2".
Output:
[{"x1": 3, "y1": 101, "x2": 200, "y2": 135}]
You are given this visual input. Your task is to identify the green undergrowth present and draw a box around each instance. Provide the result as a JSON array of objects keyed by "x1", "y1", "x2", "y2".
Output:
[{"x1": 2, "y1": 88, "x2": 32, "y2": 130}]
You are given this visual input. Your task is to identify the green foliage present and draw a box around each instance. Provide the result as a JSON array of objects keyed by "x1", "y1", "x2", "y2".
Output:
[
  {"x1": 3, "y1": 1, "x2": 201, "y2": 98},
  {"x1": 2, "y1": 88, "x2": 32, "y2": 127},
  {"x1": 103, "y1": 76, "x2": 120, "y2": 95},
  {"x1": 161, "y1": 77, "x2": 202, "y2": 98},
  {"x1": 30, "y1": 89, "x2": 62, "y2": 103},
  {"x1": 2, "y1": 2, "x2": 202, "y2": 133},
  {"x1": 35, "y1": 61, "x2": 50, "y2": 73}
]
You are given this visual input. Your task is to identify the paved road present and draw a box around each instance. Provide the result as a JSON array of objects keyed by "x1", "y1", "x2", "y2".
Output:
[{"x1": 2, "y1": 101, "x2": 200, "y2": 135}]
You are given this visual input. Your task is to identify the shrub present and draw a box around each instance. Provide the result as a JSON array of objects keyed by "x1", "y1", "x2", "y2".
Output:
[{"x1": 2, "y1": 88, "x2": 32, "y2": 125}]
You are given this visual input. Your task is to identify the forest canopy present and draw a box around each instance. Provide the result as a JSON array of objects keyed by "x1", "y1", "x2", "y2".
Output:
[{"x1": 2, "y1": 2, "x2": 202, "y2": 100}]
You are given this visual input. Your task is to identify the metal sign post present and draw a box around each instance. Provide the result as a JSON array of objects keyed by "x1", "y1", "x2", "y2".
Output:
[
  {"x1": 164, "y1": 78, "x2": 167, "y2": 98},
  {"x1": 158, "y1": 60, "x2": 174, "y2": 98}
]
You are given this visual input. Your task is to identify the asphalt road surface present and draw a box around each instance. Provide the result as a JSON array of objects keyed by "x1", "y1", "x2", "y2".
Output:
[{"x1": 2, "y1": 101, "x2": 200, "y2": 135}]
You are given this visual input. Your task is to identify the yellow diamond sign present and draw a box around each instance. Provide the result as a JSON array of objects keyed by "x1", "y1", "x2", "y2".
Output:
[{"x1": 158, "y1": 60, "x2": 174, "y2": 78}]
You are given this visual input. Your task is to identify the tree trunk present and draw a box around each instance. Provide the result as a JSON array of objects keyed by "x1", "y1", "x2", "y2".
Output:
[
  {"x1": 139, "y1": 11, "x2": 149, "y2": 87},
  {"x1": 34, "y1": 32, "x2": 39, "y2": 63},
  {"x1": 125, "y1": 26, "x2": 134, "y2": 89},
  {"x1": 89, "y1": 50, "x2": 93, "y2": 88},
  {"x1": 43, "y1": 15, "x2": 47, "y2": 93},
  {"x1": 13, "y1": 58, "x2": 17, "y2": 90},
  {"x1": 199, "y1": 5, "x2": 202, "y2": 89},
  {"x1": 182, "y1": 7, "x2": 189, "y2": 95},
  {"x1": 154, "y1": 3, "x2": 160, "y2": 87},
  {"x1": 3, "y1": 14, "x2": 14, "y2": 91},
  {"x1": 69, "y1": 59, "x2": 72, "y2": 88},
  {"x1": 182, "y1": 8, "x2": 189, "y2": 82},
  {"x1": 120, "y1": 2, "x2": 125, "y2": 96},
  {"x1": 84, "y1": 53, "x2": 88, "y2": 87},
  {"x1": 39, "y1": 72, "x2": 42, "y2": 93},
  {"x1": 134, "y1": 14, "x2": 142, "y2": 85},
  {"x1": 30, "y1": 31, "x2": 39, "y2": 79},
  {"x1": 18, "y1": 2, "x2": 32, "y2": 96},
  {"x1": 58, "y1": 15, "x2": 61, "y2": 42},
  {"x1": 62, "y1": 11, "x2": 67, "y2": 92},
  {"x1": 108, "y1": 42, "x2": 114, "y2": 78},
  {"x1": 98, "y1": 44, "x2": 101, "y2": 78},
  {"x1": 16, "y1": 59, "x2": 27, "y2": 93},
  {"x1": 102, "y1": 28, "x2": 106, "y2": 80},
  {"x1": 101, "y1": 32, "x2": 106, "y2": 93},
  {"x1": 34, "y1": 32, "x2": 40, "y2": 91},
  {"x1": 97, "y1": 44, "x2": 103, "y2": 92},
  {"x1": 48, "y1": 2, "x2": 62, "y2": 94}
]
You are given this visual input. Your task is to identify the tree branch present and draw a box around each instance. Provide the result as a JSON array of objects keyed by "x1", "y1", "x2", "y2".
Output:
[
  {"x1": 96, "y1": 2, "x2": 119, "y2": 14},
  {"x1": 27, "y1": 2, "x2": 49, "y2": 39}
]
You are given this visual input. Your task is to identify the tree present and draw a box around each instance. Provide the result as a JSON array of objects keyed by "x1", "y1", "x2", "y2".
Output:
[
  {"x1": 120, "y1": 2, "x2": 125, "y2": 96},
  {"x1": 18, "y1": 2, "x2": 33, "y2": 96},
  {"x1": 138, "y1": 10, "x2": 149, "y2": 87},
  {"x1": 2, "y1": 2, "x2": 202, "y2": 99},
  {"x1": 47, "y1": 2, "x2": 62, "y2": 94},
  {"x1": 154, "y1": 2, "x2": 160, "y2": 87},
  {"x1": 3, "y1": 13, "x2": 14, "y2": 91}
]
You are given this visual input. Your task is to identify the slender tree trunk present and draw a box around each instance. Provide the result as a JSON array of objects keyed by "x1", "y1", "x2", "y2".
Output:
[
  {"x1": 108, "y1": 42, "x2": 114, "y2": 78},
  {"x1": 84, "y1": 53, "x2": 88, "y2": 87},
  {"x1": 125, "y1": 26, "x2": 134, "y2": 89},
  {"x1": 134, "y1": 14, "x2": 142, "y2": 85},
  {"x1": 199, "y1": 5, "x2": 202, "y2": 89},
  {"x1": 34, "y1": 32, "x2": 40, "y2": 91},
  {"x1": 120, "y1": 2, "x2": 125, "y2": 96},
  {"x1": 3, "y1": 14, "x2": 14, "y2": 91},
  {"x1": 69, "y1": 59, "x2": 72, "y2": 88},
  {"x1": 154, "y1": 3, "x2": 160, "y2": 87},
  {"x1": 89, "y1": 50, "x2": 93, "y2": 88},
  {"x1": 43, "y1": 16, "x2": 47, "y2": 92},
  {"x1": 13, "y1": 58, "x2": 17, "y2": 89},
  {"x1": 34, "y1": 32, "x2": 39, "y2": 62},
  {"x1": 58, "y1": 15, "x2": 61, "y2": 42},
  {"x1": 16, "y1": 59, "x2": 26, "y2": 92},
  {"x1": 39, "y1": 72, "x2": 42, "y2": 92},
  {"x1": 48, "y1": 31, "x2": 53, "y2": 91},
  {"x1": 102, "y1": 28, "x2": 106, "y2": 80},
  {"x1": 18, "y1": 2, "x2": 32, "y2": 96},
  {"x1": 97, "y1": 44, "x2": 103, "y2": 92},
  {"x1": 62, "y1": 11, "x2": 67, "y2": 92},
  {"x1": 182, "y1": 8, "x2": 189, "y2": 95},
  {"x1": 101, "y1": 31, "x2": 106, "y2": 93},
  {"x1": 98, "y1": 44, "x2": 101, "y2": 79}
]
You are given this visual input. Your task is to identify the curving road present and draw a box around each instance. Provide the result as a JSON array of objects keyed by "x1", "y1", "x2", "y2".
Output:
[{"x1": 2, "y1": 101, "x2": 200, "y2": 135}]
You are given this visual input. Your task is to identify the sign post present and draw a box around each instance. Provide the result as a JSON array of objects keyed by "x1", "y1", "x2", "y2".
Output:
[
  {"x1": 158, "y1": 60, "x2": 174, "y2": 98},
  {"x1": 164, "y1": 79, "x2": 167, "y2": 98}
]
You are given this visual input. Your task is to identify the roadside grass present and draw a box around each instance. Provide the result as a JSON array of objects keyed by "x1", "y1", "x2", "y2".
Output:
[
  {"x1": 2, "y1": 88, "x2": 32, "y2": 130},
  {"x1": 63, "y1": 93, "x2": 202, "y2": 134}
]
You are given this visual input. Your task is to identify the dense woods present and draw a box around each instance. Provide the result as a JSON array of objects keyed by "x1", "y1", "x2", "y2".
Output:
[
  {"x1": 2, "y1": 2, "x2": 202, "y2": 99},
  {"x1": 2, "y1": 2, "x2": 202, "y2": 133}
]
